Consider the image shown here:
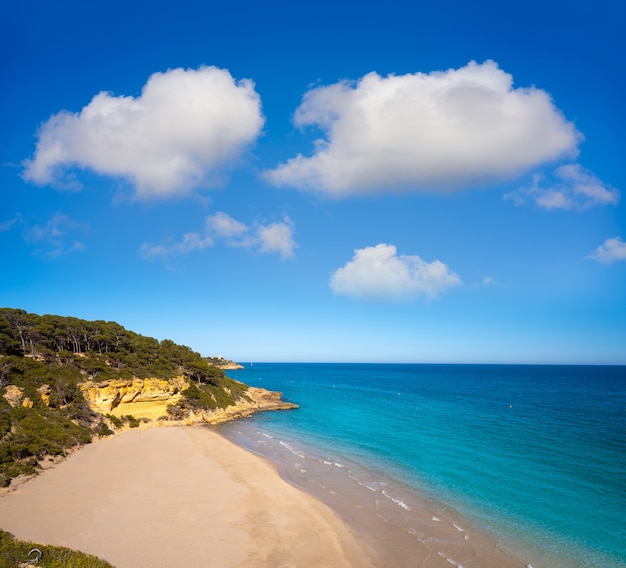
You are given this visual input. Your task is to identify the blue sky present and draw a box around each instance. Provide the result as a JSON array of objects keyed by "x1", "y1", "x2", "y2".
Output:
[{"x1": 2, "y1": 0, "x2": 625, "y2": 364}]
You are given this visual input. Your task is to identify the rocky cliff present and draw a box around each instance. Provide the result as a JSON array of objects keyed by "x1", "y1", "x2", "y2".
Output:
[
  {"x1": 80, "y1": 377, "x2": 187, "y2": 420},
  {"x1": 79, "y1": 377, "x2": 297, "y2": 424}
]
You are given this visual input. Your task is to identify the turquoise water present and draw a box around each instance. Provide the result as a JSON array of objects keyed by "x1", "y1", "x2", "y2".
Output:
[{"x1": 223, "y1": 364, "x2": 626, "y2": 567}]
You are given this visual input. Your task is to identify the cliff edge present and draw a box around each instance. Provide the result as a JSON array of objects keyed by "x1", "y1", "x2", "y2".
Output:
[{"x1": 79, "y1": 378, "x2": 297, "y2": 424}]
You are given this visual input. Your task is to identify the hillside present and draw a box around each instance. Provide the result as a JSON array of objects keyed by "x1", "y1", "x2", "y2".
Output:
[{"x1": 0, "y1": 308, "x2": 296, "y2": 487}]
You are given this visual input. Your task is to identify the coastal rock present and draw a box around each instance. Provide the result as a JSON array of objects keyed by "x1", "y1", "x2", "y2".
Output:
[
  {"x1": 79, "y1": 377, "x2": 187, "y2": 420},
  {"x1": 78, "y1": 378, "x2": 297, "y2": 424},
  {"x1": 194, "y1": 387, "x2": 298, "y2": 425},
  {"x1": 206, "y1": 356, "x2": 245, "y2": 370},
  {"x1": 216, "y1": 362, "x2": 245, "y2": 370}
]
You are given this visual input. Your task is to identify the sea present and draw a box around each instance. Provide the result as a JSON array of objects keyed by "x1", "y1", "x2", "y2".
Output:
[{"x1": 218, "y1": 363, "x2": 626, "y2": 568}]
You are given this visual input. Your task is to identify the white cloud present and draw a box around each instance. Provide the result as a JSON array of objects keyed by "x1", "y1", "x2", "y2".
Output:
[
  {"x1": 257, "y1": 218, "x2": 297, "y2": 259},
  {"x1": 140, "y1": 212, "x2": 296, "y2": 260},
  {"x1": 139, "y1": 231, "x2": 214, "y2": 258},
  {"x1": 23, "y1": 66, "x2": 264, "y2": 199},
  {"x1": 505, "y1": 164, "x2": 619, "y2": 210},
  {"x1": 206, "y1": 211, "x2": 248, "y2": 239},
  {"x1": 330, "y1": 243, "x2": 461, "y2": 301},
  {"x1": 25, "y1": 214, "x2": 87, "y2": 258},
  {"x1": 265, "y1": 60, "x2": 580, "y2": 197},
  {"x1": 587, "y1": 237, "x2": 626, "y2": 264}
]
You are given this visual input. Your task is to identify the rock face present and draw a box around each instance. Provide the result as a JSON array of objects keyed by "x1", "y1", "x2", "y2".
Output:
[
  {"x1": 79, "y1": 378, "x2": 298, "y2": 424},
  {"x1": 2, "y1": 385, "x2": 25, "y2": 407},
  {"x1": 37, "y1": 384, "x2": 52, "y2": 406},
  {"x1": 80, "y1": 377, "x2": 187, "y2": 421},
  {"x1": 4, "y1": 384, "x2": 63, "y2": 409}
]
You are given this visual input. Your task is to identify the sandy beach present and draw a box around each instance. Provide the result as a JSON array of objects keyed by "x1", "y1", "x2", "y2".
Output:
[{"x1": 0, "y1": 426, "x2": 380, "y2": 568}]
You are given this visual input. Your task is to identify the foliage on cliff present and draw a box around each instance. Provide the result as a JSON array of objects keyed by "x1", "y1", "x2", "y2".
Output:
[{"x1": 0, "y1": 308, "x2": 249, "y2": 486}]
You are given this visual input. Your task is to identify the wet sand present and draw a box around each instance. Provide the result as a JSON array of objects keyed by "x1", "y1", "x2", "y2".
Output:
[
  {"x1": 219, "y1": 421, "x2": 531, "y2": 568},
  {"x1": 0, "y1": 426, "x2": 380, "y2": 568}
]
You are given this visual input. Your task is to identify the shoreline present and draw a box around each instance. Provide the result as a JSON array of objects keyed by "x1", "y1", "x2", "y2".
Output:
[
  {"x1": 0, "y1": 424, "x2": 381, "y2": 567},
  {"x1": 218, "y1": 420, "x2": 531, "y2": 568},
  {"x1": 0, "y1": 420, "x2": 534, "y2": 568}
]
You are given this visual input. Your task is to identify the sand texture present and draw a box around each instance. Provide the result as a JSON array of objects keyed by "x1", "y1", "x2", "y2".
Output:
[{"x1": 0, "y1": 426, "x2": 380, "y2": 568}]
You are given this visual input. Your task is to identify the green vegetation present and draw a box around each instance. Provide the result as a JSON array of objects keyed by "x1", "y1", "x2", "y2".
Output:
[
  {"x1": 176, "y1": 376, "x2": 250, "y2": 414},
  {"x1": 0, "y1": 530, "x2": 113, "y2": 567},
  {"x1": 0, "y1": 358, "x2": 94, "y2": 485},
  {"x1": 104, "y1": 414, "x2": 143, "y2": 429},
  {"x1": 0, "y1": 308, "x2": 249, "y2": 486},
  {"x1": 0, "y1": 308, "x2": 225, "y2": 383}
]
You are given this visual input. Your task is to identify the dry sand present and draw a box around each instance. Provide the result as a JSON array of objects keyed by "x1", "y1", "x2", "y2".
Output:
[{"x1": 0, "y1": 426, "x2": 381, "y2": 568}]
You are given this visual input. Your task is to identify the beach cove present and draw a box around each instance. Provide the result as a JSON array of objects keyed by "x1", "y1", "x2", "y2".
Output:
[
  {"x1": 0, "y1": 426, "x2": 381, "y2": 568},
  {"x1": 0, "y1": 421, "x2": 532, "y2": 568}
]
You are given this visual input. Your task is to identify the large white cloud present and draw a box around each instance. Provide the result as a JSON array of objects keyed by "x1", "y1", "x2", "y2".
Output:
[
  {"x1": 505, "y1": 164, "x2": 619, "y2": 210},
  {"x1": 587, "y1": 237, "x2": 626, "y2": 264},
  {"x1": 23, "y1": 66, "x2": 265, "y2": 198},
  {"x1": 330, "y1": 244, "x2": 461, "y2": 301},
  {"x1": 140, "y1": 212, "x2": 296, "y2": 260},
  {"x1": 265, "y1": 60, "x2": 581, "y2": 197}
]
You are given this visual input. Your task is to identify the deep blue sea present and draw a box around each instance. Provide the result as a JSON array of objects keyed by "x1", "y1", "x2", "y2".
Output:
[{"x1": 221, "y1": 364, "x2": 626, "y2": 568}]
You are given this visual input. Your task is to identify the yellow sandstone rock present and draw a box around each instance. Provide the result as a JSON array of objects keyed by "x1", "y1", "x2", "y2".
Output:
[
  {"x1": 38, "y1": 384, "x2": 52, "y2": 406},
  {"x1": 3, "y1": 385, "x2": 36, "y2": 409},
  {"x1": 79, "y1": 377, "x2": 188, "y2": 421},
  {"x1": 2, "y1": 385, "x2": 25, "y2": 407},
  {"x1": 78, "y1": 378, "x2": 298, "y2": 425}
]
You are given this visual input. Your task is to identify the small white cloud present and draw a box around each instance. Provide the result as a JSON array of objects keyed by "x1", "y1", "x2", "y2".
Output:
[
  {"x1": 139, "y1": 231, "x2": 213, "y2": 259},
  {"x1": 265, "y1": 60, "x2": 580, "y2": 197},
  {"x1": 257, "y1": 218, "x2": 297, "y2": 259},
  {"x1": 0, "y1": 216, "x2": 19, "y2": 231},
  {"x1": 330, "y1": 243, "x2": 461, "y2": 301},
  {"x1": 470, "y1": 275, "x2": 495, "y2": 288},
  {"x1": 206, "y1": 211, "x2": 249, "y2": 239},
  {"x1": 25, "y1": 214, "x2": 87, "y2": 258},
  {"x1": 139, "y1": 242, "x2": 174, "y2": 259},
  {"x1": 505, "y1": 164, "x2": 619, "y2": 210},
  {"x1": 587, "y1": 237, "x2": 626, "y2": 264},
  {"x1": 23, "y1": 66, "x2": 265, "y2": 199},
  {"x1": 140, "y1": 212, "x2": 296, "y2": 260}
]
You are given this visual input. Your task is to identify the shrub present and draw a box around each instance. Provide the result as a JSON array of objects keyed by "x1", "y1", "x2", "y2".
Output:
[
  {"x1": 97, "y1": 422, "x2": 114, "y2": 437},
  {"x1": 125, "y1": 415, "x2": 140, "y2": 428},
  {"x1": 105, "y1": 414, "x2": 123, "y2": 428}
]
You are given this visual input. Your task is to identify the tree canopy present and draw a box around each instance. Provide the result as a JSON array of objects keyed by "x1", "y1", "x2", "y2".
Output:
[{"x1": 0, "y1": 308, "x2": 226, "y2": 384}]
